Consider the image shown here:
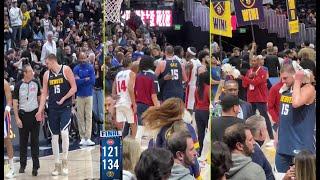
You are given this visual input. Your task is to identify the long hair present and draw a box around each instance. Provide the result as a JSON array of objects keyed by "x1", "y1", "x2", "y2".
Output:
[
  {"x1": 211, "y1": 141, "x2": 233, "y2": 180},
  {"x1": 142, "y1": 98, "x2": 185, "y2": 130},
  {"x1": 197, "y1": 71, "x2": 210, "y2": 100},
  {"x1": 123, "y1": 137, "x2": 141, "y2": 173},
  {"x1": 294, "y1": 150, "x2": 316, "y2": 180}
]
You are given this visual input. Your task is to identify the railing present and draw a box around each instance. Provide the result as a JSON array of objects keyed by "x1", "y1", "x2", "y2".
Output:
[
  {"x1": 184, "y1": 0, "x2": 209, "y2": 31},
  {"x1": 184, "y1": 0, "x2": 316, "y2": 46},
  {"x1": 258, "y1": 7, "x2": 316, "y2": 46}
]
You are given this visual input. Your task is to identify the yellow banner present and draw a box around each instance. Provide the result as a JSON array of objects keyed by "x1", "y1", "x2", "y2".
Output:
[
  {"x1": 288, "y1": 20, "x2": 299, "y2": 34},
  {"x1": 210, "y1": 1, "x2": 232, "y2": 37},
  {"x1": 287, "y1": 0, "x2": 299, "y2": 34}
]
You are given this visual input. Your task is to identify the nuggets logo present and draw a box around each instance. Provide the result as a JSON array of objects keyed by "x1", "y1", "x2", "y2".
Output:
[
  {"x1": 49, "y1": 78, "x2": 63, "y2": 86},
  {"x1": 107, "y1": 171, "x2": 114, "y2": 177},
  {"x1": 107, "y1": 139, "x2": 114, "y2": 145},
  {"x1": 214, "y1": 2, "x2": 225, "y2": 16},
  {"x1": 170, "y1": 63, "x2": 178, "y2": 68},
  {"x1": 240, "y1": 0, "x2": 256, "y2": 8}
]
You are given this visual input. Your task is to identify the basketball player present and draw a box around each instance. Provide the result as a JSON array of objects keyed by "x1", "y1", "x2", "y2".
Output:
[
  {"x1": 35, "y1": 54, "x2": 77, "y2": 176},
  {"x1": 155, "y1": 45, "x2": 187, "y2": 101},
  {"x1": 112, "y1": 58, "x2": 137, "y2": 138},
  {"x1": 275, "y1": 64, "x2": 316, "y2": 173},
  {"x1": 4, "y1": 79, "x2": 15, "y2": 179},
  {"x1": 185, "y1": 47, "x2": 202, "y2": 113}
]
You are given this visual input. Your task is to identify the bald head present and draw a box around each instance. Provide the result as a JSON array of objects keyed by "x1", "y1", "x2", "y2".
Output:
[
  {"x1": 78, "y1": 52, "x2": 87, "y2": 63},
  {"x1": 224, "y1": 80, "x2": 239, "y2": 97}
]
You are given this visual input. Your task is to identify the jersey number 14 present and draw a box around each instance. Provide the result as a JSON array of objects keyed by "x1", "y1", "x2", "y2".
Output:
[{"x1": 117, "y1": 80, "x2": 127, "y2": 93}]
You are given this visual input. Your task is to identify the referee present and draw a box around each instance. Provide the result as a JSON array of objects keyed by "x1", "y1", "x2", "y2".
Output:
[{"x1": 13, "y1": 64, "x2": 41, "y2": 176}]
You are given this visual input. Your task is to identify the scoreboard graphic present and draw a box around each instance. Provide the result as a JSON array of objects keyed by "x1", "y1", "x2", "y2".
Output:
[{"x1": 100, "y1": 130, "x2": 122, "y2": 180}]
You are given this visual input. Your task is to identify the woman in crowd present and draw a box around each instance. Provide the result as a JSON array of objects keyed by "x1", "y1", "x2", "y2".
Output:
[
  {"x1": 123, "y1": 137, "x2": 141, "y2": 180},
  {"x1": 142, "y1": 97, "x2": 201, "y2": 179},
  {"x1": 194, "y1": 71, "x2": 210, "y2": 155},
  {"x1": 211, "y1": 141, "x2": 233, "y2": 180}
]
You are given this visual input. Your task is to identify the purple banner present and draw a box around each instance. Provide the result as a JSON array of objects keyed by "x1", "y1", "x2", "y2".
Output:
[{"x1": 234, "y1": 0, "x2": 264, "y2": 26}]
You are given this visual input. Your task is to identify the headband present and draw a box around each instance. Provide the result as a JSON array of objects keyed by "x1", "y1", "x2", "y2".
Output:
[{"x1": 187, "y1": 47, "x2": 196, "y2": 56}]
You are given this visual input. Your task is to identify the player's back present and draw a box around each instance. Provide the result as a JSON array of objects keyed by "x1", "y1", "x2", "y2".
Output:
[
  {"x1": 115, "y1": 69, "x2": 132, "y2": 107},
  {"x1": 188, "y1": 58, "x2": 201, "y2": 86}
]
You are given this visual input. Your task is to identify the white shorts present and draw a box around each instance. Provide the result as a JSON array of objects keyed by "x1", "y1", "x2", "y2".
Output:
[
  {"x1": 115, "y1": 105, "x2": 135, "y2": 124},
  {"x1": 186, "y1": 85, "x2": 196, "y2": 110}
]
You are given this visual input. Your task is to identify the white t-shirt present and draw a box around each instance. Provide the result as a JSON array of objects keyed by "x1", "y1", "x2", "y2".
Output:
[{"x1": 9, "y1": 7, "x2": 22, "y2": 27}]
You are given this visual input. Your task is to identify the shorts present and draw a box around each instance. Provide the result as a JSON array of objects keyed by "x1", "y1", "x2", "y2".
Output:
[
  {"x1": 115, "y1": 105, "x2": 136, "y2": 124},
  {"x1": 4, "y1": 112, "x2": 14, "y2": 138},
  {"x1": 48, "y1": 106, "x2": 72, "y2": 135},
  {"x1": 186, "y1": 85, "x2": 196, "y2": 110}
]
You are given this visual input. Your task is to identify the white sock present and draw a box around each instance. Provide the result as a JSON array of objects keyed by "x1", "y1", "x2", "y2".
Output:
[
  {"x1": 51, "y1": 135, "x2": 60, "y2": 164},
  {"x1": 9, "y1": 158, "x2": 14, "y2": 170},
  {"x1": 61, "y1": 129, "x2": 69, "y2": 160}
]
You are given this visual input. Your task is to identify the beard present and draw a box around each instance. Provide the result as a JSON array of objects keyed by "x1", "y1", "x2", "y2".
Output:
[
  {"x1": 243, "y1": 144, "x2": 253, "y2": 156},
  {"x1": 183, "y1": 155, "x2": 195, "y2": 167}
]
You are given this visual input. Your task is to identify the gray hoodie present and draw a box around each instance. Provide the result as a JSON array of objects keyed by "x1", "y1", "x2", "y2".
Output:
[
  {"x1": 227, "y1": 153, "x2": 266, "y2": 180},
  {"x1": 169, "y1": 163, "x2": 195, "y2": 180}
]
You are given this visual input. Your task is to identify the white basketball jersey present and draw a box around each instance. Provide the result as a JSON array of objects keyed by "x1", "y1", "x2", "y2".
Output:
[
  {"x1": 115, "y1": 69, "x2": 132, "y2": 107},
  {"x1": 188, "y1": 58, "x2": 202, "y2": 86}
]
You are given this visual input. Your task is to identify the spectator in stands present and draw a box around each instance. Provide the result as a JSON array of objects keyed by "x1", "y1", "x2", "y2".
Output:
[
  {"x1": 73, "y1": 52, "x2": 96, "y2": 146},
  {"x1": 298, "y1": 41, "x2": 316, "y2": 62},
  {"x1": 167, "y1": 131, "x2": 197, "y2": 180},
  {"x1": 211, "y1": 141, "x2": 232, "y2": 180},
  {"x1": 40, "y1": 31, "x2": 57, "y2": 65},
  {"x1": 229, "y1": 47, "x2": 242, "y2": 70},
  {"x1": 212, "y1": 95, "x2": 243, "y2": 142},
  {"x1": 126, "y1": 10, "x2": 143, "y2": 32},
  {"x1": 222, "y1": 80, "x2": 253, "y2": 119},
  {"x1": 267, "y1": 79, "x2": 283, "y2": 131},
  {"x1": 9, "y1": 0, "x2": 23, "y2": 48},
  {"x1": 123, "y1": 137, "x2": 141, "y2": 180},
  {"x1": 282, "y1": 150, "x2": 316, "y2": 180},
  {"x1": 142, "y1": 98, "x2": 201, "y2": 179},
  {"x1": 245, "y1": 114, "x2": 275, "y2": 180},
  {"x1": 241, "y1": 55, "x2": 274, "y2": 140},
  {"x1": 93, "y1": 60, "x2": 104, "y2": 128},
  {"x1": 134, "y1": 148, "x2": 174, "y2": 180},
  {"x1": 223, "y1": 123, "x2": 266, "y2": 180},
  {"x1": 134, "y1": 55, "x2": 160, "y2": 126},
  {"x1": 264, "y1": 47, "x2": 280, "y2": 77},
  {"x1": 194, "y1": 71, "x2": 210, "y2": 154}
]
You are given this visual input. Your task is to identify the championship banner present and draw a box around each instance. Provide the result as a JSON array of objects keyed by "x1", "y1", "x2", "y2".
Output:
[
  {"x1": 233, "y1": 0, "x2": 264, "y2": 26},
  {"x1": 100, "y1": 130, "x2": 122, "y2": 180},
  {"x1": 287, "y1": 0, "x2": 299, "y2": 34},
  {"x1": 210, "y1": 1, "x2": 232, "y2": 37}
]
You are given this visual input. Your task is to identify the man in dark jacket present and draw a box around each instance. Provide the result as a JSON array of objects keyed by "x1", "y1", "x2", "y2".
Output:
[
  {"x1": 264, "y1": 48, "x2": 280, "y2": 77},
  {"x1": 246, "y1": 115, "x2": 275, "y2": 180}
]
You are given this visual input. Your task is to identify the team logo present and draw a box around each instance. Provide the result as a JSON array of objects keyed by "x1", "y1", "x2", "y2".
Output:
[
  {"x1": 240, "y1": 0, "x2": 256, "y2": 9},
  {"x1": 107, "y1": 171, "x2": 114, "y2": 177},
  {"x1": 214, "y1": 2, "x2": 225, "y2": 16},
  {"x1": 107, "y1": 139, "x2": 114, "y2": 145}
]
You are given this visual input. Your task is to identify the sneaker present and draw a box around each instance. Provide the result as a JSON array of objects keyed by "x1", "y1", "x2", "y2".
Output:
[
  {"x1": 32, "y1": 169, "x2": 38, "y2": 176},
  {"x1": 51, "y1": 163, "x2": 61, "y2": 176},
  {"x1": 85, "y1": 139, "x2": 95, "y2": 146},
  {"x1": 79, "y1": 138, "x2": 86, "y2": 145},
  {"x1": 19, "y1": 167, "x2": 25, "y2": 173},
  {"x1": 61, "y1": 160, "x2": 68, "y2": 176},
  {"x1": 5, "y1": 168, "x2": 15, "y2": 179}
]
